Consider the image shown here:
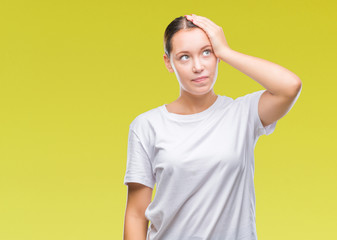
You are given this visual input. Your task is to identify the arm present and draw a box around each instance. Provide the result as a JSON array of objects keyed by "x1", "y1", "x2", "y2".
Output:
[
  {"x1": 219, "y1": 48, "x2": 302, "y2": 127},
  {"x1": 185, "y1": 14, "x2": 302, "y2": 127},
  {"x1": 123, "y1": 183, "x2": 153, "y2": 240}
]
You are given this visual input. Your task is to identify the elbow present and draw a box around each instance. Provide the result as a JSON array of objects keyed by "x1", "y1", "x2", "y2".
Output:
[
  {"x1": 286, "y1": 77, "x2": 302, "y2": 98},
  {"x1": 293, "y1": 78, "x2": 302, "y2": 96}
]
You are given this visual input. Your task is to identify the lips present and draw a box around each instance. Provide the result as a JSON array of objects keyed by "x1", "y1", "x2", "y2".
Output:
[{"x1": 192, "y1": 76, "x2": 208, "y2": 81}]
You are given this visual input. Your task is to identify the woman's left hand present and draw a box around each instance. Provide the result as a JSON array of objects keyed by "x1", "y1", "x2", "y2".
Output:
[{"x1": 184, "y1": 14, "x2": 231, "y2": 61}]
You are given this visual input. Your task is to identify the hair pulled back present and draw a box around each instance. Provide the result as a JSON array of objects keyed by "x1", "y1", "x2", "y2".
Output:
[{"x1": 164, "y1": 16, "x2": 199, "y2": 59}]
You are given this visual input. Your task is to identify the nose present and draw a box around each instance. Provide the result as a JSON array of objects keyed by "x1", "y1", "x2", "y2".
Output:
[{"x1": 192, "y1": 58, "x2": 204, "y2": 72}]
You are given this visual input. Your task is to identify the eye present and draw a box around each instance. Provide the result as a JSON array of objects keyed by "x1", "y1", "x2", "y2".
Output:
[
  {"x1": 179, "y1": 49, "x2": 212, "y2": 60},
  {"x1": 180, "y1": 55, "x2": 188, "y2": 60},
  {"x1": 203, "y1": 49, "x2": 212, "y2": 56}
]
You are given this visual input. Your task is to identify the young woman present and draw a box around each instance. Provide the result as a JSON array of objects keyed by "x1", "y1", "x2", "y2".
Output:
[{"x1": 123, "y1": 14, "x2": 302, "y2": 240}]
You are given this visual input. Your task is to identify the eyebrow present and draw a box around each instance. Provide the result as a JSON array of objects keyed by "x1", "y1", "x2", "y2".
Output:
[{"x1": 176, "y1": 45, "x2": 212, "y2": 55}]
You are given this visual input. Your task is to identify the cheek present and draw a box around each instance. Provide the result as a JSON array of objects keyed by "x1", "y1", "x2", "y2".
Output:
[
  {"x1": 175, "y1": 65, "x2": 189, "y2": 76},
  {"x1": 207, "y1": 59, "x2": 218, "y2": 70}
]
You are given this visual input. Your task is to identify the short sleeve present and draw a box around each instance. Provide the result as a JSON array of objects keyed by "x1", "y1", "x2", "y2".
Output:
[
  {"x1": 123, "y1": 127, "x2": 156, "y2": 189},
  {"x1": 250, "y1": 90, "x2": 277, "y2": 137}
]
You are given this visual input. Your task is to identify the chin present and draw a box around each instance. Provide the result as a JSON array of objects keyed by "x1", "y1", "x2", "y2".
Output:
[{"x1": 189, "y1": 86, "x2": 214, "y2": 96}]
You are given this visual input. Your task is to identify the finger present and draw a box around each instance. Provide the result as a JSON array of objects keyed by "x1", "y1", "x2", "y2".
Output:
[
  {"x1": 186, "y1": 14, "x2": 218, "y2": 39},
  {"x1": 193, "y1": 15, "x2": 219, "y2": 29},
  {"x1": 191, "y1": 18, "x2": 207, "y2": 30},
  {"x1": 189, "y1": 14, "x2": 215, "y2": 29},
  {"x1": 185, "y1": 14, "x2": 194, "y2": 21},
  {"x1": 192, "y1": 16, "x2": 218, "y2": 33}
]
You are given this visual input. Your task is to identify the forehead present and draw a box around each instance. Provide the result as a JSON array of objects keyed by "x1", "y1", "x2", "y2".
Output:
[{"x1": 171, "y1": 28, "x2": 211, "y2": 53}]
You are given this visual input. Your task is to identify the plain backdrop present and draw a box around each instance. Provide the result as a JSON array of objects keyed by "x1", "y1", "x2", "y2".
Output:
[{"x1": 0, "y1": 0, "x2": 336, "y2": 239}]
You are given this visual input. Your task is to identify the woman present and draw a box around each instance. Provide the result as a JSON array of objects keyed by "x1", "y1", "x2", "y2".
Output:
[{"x1": 123, "y1": 14, "x2": 302, "y2": 240}]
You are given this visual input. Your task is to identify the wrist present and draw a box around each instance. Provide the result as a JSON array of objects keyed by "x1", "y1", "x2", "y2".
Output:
[{"x1": 218, "y1": 47, "x2": 233, "y2": 62}]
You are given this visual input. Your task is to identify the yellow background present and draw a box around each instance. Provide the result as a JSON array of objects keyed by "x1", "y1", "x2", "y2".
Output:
[{"x1": 0, "y1": 0, "x2": 336, "y2": 239}]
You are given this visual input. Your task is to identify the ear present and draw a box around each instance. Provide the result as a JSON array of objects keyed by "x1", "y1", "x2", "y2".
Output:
[{"x1": 163, "y1": 54, "x2": 174, "y2": 73}]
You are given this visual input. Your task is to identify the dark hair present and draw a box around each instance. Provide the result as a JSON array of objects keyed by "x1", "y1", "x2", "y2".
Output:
[{"x1": 164, "y1": 16, "x2": 199, "y2": 59}]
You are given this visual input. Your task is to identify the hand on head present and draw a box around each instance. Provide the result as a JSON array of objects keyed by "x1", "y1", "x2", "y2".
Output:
[{"x1": 184, "y1": 14, "x2": 231, "y2": 61}]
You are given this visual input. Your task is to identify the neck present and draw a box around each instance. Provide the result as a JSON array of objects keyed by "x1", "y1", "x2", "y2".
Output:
[{"x1": 176, "y1": 90, "x2": 218, "y2": 114}]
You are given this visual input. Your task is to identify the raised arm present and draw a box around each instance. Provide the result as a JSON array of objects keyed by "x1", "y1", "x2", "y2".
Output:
[
  {"x1": 185, "y1": 14, "x2": 302, "y2": 127},
  {"x1": 219, "y1": 47, "x2": 302, "y2": 127}
]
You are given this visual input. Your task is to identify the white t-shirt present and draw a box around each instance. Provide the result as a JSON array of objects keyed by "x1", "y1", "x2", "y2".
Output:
[{"x1": 124, "y1": 90, "x2": 277, "y2": 240}]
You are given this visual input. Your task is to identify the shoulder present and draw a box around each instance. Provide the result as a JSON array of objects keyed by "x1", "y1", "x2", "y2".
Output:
[
  {"x1": 128, "y1": 107, "x2": 161, "y2": 152},
  {"x1": 129, "y1": 106, "x2": 162, "y2": 134},
  {"x1": 214, "y1": 94, "x2": 233, "y2": 104}
]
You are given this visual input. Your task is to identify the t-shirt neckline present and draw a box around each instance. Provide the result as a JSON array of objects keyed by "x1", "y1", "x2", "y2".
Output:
[{"x1": 160, "y1": 95, "x2": 221, "y2": 122}]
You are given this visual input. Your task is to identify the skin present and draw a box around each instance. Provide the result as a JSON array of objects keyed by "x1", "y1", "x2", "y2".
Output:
[
  {"x1": 124, "y1": 14, "x2": 302, "y2": 240},
  {"x1": 165, "y1": 14, "x2": 302, "y2": 126},
  {"x1": 163, "y1": 28, "x2": 221, "y2": 115}
]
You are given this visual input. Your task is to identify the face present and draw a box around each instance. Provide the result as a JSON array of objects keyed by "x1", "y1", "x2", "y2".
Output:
[{"x1": 164, "y1": 28, "x2": 220, "y2": 96}]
